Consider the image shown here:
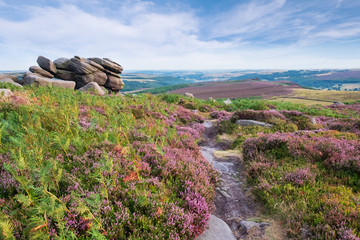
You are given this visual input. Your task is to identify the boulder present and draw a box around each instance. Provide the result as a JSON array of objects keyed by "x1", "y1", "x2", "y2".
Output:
[
  {"x1": 224, "y1": 99, "x2": 232, "y2": 105},
  {"x1": 88, "y1": 57, "x2": 123, "y2": 73},
  {"x1": 196, "y1": 215, "x2": 236, "y2": 240},
  {"x1": 55, "y1": 69, "x2": 76, "y2": 81},
  {"x1": 236, "y1": 120, "x2": 273, "y2": 128},
  {"x1": 185, "y1": 93, "x2": 194, "y2": 98},
  {"x1": 0, "y1": 78, "x2": 23, "y2": 88},
  {"x1": 74, "y1": 72, "x2": 107, "y2": 89},
  {"x1": 37, "y1": 56, "x2": 57, "y2": 74},
  {"x1": 79, "y1": 82, "x2": 106, "y2": 95},
  {"x1": 0, "y1": 89, "x2": 14, "y2": 98},
  {"x1": 310, "y1": 117, "x2": 317, "y2": 125},
  {"x1": 29, "y1": 66, "x2": 54, "y2": 78},
  {"x1": 53, "y1": 58, "x2": 71, "y2": 70},
  {"x1": 24, "y1": 74, "x2": 75, "y2": 89},
  {"x1": 333, "y1": 101, "x2": 344, "y2": 105},
  {"x1": 68, "y1": 58, "x2": 98, "y2": 75},
  {"x1": 105, "y1": 75, "x2": 124, "y2": 91},
  {"x1": 0, "y1": 74, "x2": 18, "y2": 82}
]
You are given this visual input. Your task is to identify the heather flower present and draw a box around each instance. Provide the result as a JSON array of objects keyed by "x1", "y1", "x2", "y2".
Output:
[{"x1": 285, "y1": 168, "x2": 315, "y2": 186}]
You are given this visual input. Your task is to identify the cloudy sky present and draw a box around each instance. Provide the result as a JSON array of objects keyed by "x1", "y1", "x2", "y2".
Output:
[{"x1": 0, "y1": 0, "x2": 360, "y2": 70}]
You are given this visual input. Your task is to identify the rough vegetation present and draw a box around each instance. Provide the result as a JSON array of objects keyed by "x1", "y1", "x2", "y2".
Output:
[
  {"x1": 1, "y1": 81, "x2": 360, "y2": 239},
  {"x1": 0, "y1": 84, "x2": 218, "y2": 239},
  {"x1": 211, "y1": 102, "x2": 360, "y2": 239}
]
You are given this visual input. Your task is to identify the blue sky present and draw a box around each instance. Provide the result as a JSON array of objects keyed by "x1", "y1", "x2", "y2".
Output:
[{"x1": 0, "y1": 0, "x2": 360, "y2": 70}]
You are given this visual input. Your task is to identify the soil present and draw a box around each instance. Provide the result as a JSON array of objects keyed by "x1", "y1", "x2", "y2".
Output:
[{"x1": 199, "y1": 120, "x2": 278, "y2": 239}]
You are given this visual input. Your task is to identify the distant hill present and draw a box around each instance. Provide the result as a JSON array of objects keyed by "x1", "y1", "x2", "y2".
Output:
[{"x1": 122, "y1": 69, "x2": 360, "y2": 92}]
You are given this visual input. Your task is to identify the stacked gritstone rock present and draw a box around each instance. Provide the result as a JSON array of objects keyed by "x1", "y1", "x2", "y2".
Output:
[{"x1": 23, "y1": 56, "x2": 124, "y2": 92}]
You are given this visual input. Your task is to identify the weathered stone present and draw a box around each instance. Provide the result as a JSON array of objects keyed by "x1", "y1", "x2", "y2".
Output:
[
  {"x1": 74, "y1": 72, "x2": 107, "y2": 89},
  {"x1": 29, "y1": 66, "x2": 54, "y2": 78},
  {"x1": 240, "y1": 220, "x2": 270, "y2": 235},
  {"x1": 24, "y1": 74, "x2": 75, "y2": 89},
  {"x1": 333, "y1": 101, "x2": 344, "y2": 105},
  {"x1": 196, "y1": 215, "x2": 236, "y2": 240},
  {"x1": 0, "y1": 78, "x2": 23, "y2": 88},
  {"x1": 224, "y1": 99, "x2": 232, "y2": 105},
  {"x1": 105, "y1": 75, "x2": 124, "y2": 91},
  {"x1": 55, "y1": 69, "x2": 76, "y2": 81},
  {"x1": 235, "y1": 120, "x2": 273, "y2": 128},
  {"x1": 37, "y1": 56, "x2": 57, "y2": 74},
  {"x1": 0, "y1": 74, "x2": 19, "y2": 82},
  {"x1": 208, "y1": 97, "x2": 216, "y2": 102},
  {"x1": 103, "y1": 69, "x2": 120, "y2": 77},
  {"x1": 88, "y1": 57, "x2": 123, "y2": 73},
  {"x1": 310, "y1": 117, "x2": 317, "y2": 125},
  {"x1": 53, "y1": 58, "x2": 71, "y2": 70},
  {"x1": 79, "y1": 82, "x2": 106, "y2": 96},
  {"x1": 68, "y1": 58, "x2": 98, "y2": 75},
  {"x1": 185, "y1": 92, "x2": 194, "y2": 98},
  {"x1": 0, "y1": 89, "x2": 14, "y2": 98}
]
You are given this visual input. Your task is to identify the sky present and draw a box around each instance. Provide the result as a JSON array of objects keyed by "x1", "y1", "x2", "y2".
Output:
[{"x1": 0, "y1": 0, "x2": 360, "y2": 70}]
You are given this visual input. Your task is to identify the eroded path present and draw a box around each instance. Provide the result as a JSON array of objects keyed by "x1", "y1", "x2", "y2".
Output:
[{"x1": 199, "y1": 120, "x2": 276, "y2": 239}]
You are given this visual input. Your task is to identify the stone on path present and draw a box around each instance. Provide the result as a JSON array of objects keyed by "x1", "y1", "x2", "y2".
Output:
[
  {"x1": 196, "y1": 215, "x2": 236, "y2": 240},
  {"x1": 240, "y1": 220, "x2": 271, "y2": 235},
  {"x1": 79, "y1": 82, "x2": 106, "y2": 96}
]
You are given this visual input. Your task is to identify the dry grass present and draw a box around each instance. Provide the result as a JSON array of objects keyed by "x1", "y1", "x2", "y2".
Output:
[
  {"x1": 270, "y1": 88, "x2": 360, "y2": 106},
  {"x1": 212, "y1": 149, "x2": 242, "y2": 159}
]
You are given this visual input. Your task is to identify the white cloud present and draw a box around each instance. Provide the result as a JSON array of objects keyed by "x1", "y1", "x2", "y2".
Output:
[
  {"x1": 0, "y1": 3, "x2": 232, "y2": 69},
  {"x1": 0, "y1": 0, "x2": 359, "y2": 70},
  {"x1": 313, "y1": 22, "x2": 360, "y2": 39},
  {"x1": 209, "y1": 0, "x2": 287, "y2": 39}
]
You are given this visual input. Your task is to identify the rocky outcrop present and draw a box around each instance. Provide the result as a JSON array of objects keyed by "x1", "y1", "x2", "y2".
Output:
[
  {"x1": 31, "y1": 56, "x2": 124, "y2": 92},
  {"x1": 24, "y1": 56, "x2": 124, "y2": 92}
]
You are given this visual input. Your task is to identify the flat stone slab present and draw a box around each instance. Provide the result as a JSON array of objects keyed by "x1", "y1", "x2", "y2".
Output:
[
  {"x1": 24, "y1": 74, "x2": 75, "y2": 89},
  {"x1": 235, "y1": 120, "x2": 273, "y2": 128},
  {"x1": 196, "y1": 215, "x2": 236, "y2": 240},
  {"x1": 0, "y1": 78, "x2": 23, "y2": 87}
]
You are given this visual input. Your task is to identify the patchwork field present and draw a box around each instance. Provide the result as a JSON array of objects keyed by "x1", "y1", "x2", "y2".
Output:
[
  {"x1": 270, "y1": 88, "x2": 360, "y2": 105},
  {"x1": 169, "y1": 80, "x2": 301, "y2": 99}
]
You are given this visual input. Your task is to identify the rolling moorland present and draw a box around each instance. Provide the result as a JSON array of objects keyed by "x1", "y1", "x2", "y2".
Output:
[
  {"x1": 0, "y1": 77, "x2": 359, "y2": 239},
  {"x1": 120, "y1": 69, "x2": 360, "y2": 92}
]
